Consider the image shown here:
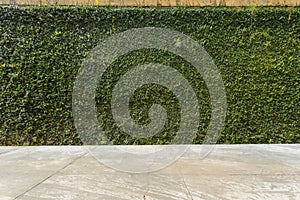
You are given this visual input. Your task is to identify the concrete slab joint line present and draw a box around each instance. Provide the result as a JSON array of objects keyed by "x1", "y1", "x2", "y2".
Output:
[
  {"x1": 180, "y1": 171, "x2": 193, "y2": 200},
  {"x1": 12, "y1": 150, "x2": 89, "y2": 200},
  {"x1": 0, "y1": 145, "x2": 299, "y2": 199}
]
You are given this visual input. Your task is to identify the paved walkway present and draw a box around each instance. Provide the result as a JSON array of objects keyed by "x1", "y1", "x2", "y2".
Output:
[{"x1": 1, "y1": 145, "x2": 300, "y2": 199}]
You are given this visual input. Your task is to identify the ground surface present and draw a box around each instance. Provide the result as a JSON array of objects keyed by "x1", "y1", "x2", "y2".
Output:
[
  {"x1": 0, "y1": 0, "x2": 299, "y2": 6},
  {"x1": 1, "y1": 144, "x2": 300, "y2": 199}
]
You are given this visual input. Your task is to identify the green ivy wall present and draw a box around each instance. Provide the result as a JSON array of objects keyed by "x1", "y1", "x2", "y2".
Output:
[{"x1": 0, "y1": 7, "x2": 299, "y2": 145}]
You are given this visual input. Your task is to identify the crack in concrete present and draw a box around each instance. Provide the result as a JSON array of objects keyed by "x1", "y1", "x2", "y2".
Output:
[
  {"x1": 13, "y1": 151, "x2": 89, "y2": 199},
  {"x1": 142, "y1": 172, "x2": 150, "y2": 200},
  {"x1": 178, "y1": 162, "x2": 193, "y2": 200},
  {"x1": 0, "y1": 147, "x2": 25, "y2": 156}
]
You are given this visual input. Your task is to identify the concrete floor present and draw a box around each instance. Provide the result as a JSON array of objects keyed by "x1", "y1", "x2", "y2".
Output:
[{"x1": 1, "y1": 145, "x2": 300, "y2": 199}]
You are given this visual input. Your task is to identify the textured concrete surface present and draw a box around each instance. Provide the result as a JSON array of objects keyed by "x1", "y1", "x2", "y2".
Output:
[{"x1": 0, "y1": 145, "x2": 300, "y2": 199}]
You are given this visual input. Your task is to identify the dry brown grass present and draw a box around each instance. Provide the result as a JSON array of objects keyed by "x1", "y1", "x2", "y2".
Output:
[{"x1": 1, "y1": 0, "x2": 299, "y2": 6}]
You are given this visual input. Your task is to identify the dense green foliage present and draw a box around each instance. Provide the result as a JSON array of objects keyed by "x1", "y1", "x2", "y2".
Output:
[{"x1": 0, "y1": 6, "x2": 299, "y2": 145}]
